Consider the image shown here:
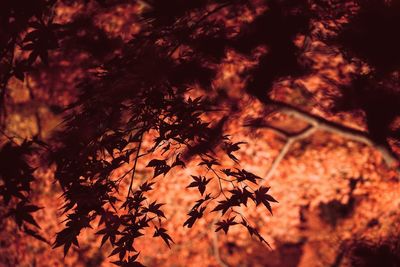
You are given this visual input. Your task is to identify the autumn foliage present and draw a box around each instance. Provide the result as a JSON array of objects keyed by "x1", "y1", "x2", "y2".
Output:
[{"x1": 1, "y1": 0, "x2": 400, "y2": 266}]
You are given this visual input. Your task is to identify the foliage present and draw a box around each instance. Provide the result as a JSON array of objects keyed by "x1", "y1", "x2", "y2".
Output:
[{"x1": 1, "y1": 0, "x2": 400, "y2": 266}]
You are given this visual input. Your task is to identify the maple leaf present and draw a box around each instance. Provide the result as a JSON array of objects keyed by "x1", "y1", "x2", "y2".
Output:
[
  {"x1": 192, "y1": 193, "x2": 212, "y2": 210},
  {"x1": 23, "y1": 226, "x2": 47, "y2": 243},
  {"x1": 112, "y1": 252, "x2": 146, "y2": 266},
  {"x1": 240, "y1": 219, "x2": 271, "y2": 248},
  {"x1": 53, "y1": 226, "x2": 80, "y2": 256},
  {"x1": 111, "y1": 251, "x2": 145, "y2": 266},
  {"x1": 143, "y1": 201, "x2": 166, "y2": 218},
  {"x1": 96, "y1": 225, "x2": 120, "y2": 247},
  {"x1": 14, "y1": 203, "x2": 42, "y2": 228},
  {"x1": 240, "y1": 219, "x2": 255, "y2": 236},
  {"x1": 138, "y1": 215, "x2": 153, "y2": 228},
  {"x1": 122, "y1": 193, "x2": 147, "y2": 211},
  {"x1": 211, "y1": 199, "x2": 235, "y2": 215},
  {"x1": 229, "y1": 187, "x2": 253, "y2": 207},
  {"x1": 253, "y1": 186, "x2": 278, "y2": 215},
  {"x1": 146, "y1": 159, "x2": 170, "y2": 178},
  {"x1": 239, "y1": 169, "x2": 261, "y2": 183},
  {"x1": 187, "y1": 175, "x2": 211, "y2": 195},
  {"x1": 222, "y1": 168, "x2": 261, "y2": 184},
  {"x1": 224, "y1": 141, "x2": 247, "y2": 162},
  {"x1": 126, "y1": 253, "x2": 146, "y2": 267},
  {"x1": 198, "y1": 158, "x2": 220, "y2": 169},
  {"x1": 171, "y1": 153, "x2": 185, "y2": 168},
  {"x1": 153, "y1": 227, "x2": 174, "y2": 248},
  {"x1": 183, "y1": 207, "x2": 206, "y2": 228},
  {"x1": 215, "y1": 217, "x2": 238, "y2": 234},
  {"x1": 139, "y1": 181, "x2": 155, "y2": 192}
]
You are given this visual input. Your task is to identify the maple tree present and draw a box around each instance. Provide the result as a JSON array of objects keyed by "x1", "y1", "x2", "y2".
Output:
[{"x1": 1, "y1": 0, "x2": 400, "y2": 266}]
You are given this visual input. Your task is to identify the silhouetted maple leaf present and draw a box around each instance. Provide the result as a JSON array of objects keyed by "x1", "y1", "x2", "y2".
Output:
[
  {"x1": 222, "y1": 168, "x2": 261, "y2": 184},
  {"x1": 254, "y1": 186, "x2": 278, "y2": 215},
  {"x1": 192, "y1": 193, "x2": 212, "y2": 210},
  {"x1": 212, "y1": 199, "x2": 235, "y2": 215},
  {"x1": 112, "y1": 253, "x2": 145, "y2": 266},
  {"x1": 23, "y1": 226, "x2": 47, "y2": 243},
  {"x1": 146, "y1": 159, "x2": 170, "y2": 178},
  {"x1": 53, "y1": 226, "x2": 80, "y2": 256},
  {"x1": 183, "y1": 206, "x2": 206, "y2": 228},
  {"x1": 171, "y1": 153, "x2": 186, "y2": 168},
  {"x1": 215, "y1": 217, "x2": 238, "y2": 234},
  {"x1": 143, "y1": 201, "x2": 166, "y2": 218},
  {"x1": 139, "y1": 181, "x2": 155, "y2": 192},
  {"x1": 240, "y1": 219, "x2": 270, "y2": 247},
  {"x1": 224, "y1": 141, "x2": 247, "y2": 162},
  {"x1": 198, "y1": 158, "x2": 220, "y2": 169},
  {"x1": 153, "y1": 227, "x2": 174, "y2": 248},
  {"x1": 229, "y1": 187, "x2": 254, "y2": 207},
  {"x1": 187, "y1": 175, "x2": 211, "y2": 195}
]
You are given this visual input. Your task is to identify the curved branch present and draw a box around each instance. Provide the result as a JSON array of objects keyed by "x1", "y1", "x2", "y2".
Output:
[
  {"x1": 263, "y1": 125, "x2": 317, "y2": 181},
  {"x1": 212, "y1": 217, "x2": 229, "y2": 267},
  {"x1": 269, "y1": 100, "x2": 399, "y2": 169},
  {"x1": 256, "y1": 99, "x2": 399, "y2": 181}
]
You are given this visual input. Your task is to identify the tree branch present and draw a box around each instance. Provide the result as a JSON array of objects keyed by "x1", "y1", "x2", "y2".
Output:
[
  {"x1": 212, "y1": 217, "x2": 229, "y2": 267},
  {"x1": 269, "y1": 100, "x2": 399, "y2": 169},
  {"x1": 127, "y1": 133, "x2": 143, "y2": 198},
  {"x1": 26, "y1": 77, "x2": 43, "y2": 139},
  {"x1": 255, "y1": 99, "x2": 399, "y2": 181},
  {"x1": 263, "y1": 125, "x2": 316, "y2": 181}
]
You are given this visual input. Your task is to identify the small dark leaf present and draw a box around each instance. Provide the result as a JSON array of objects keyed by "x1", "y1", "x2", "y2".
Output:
[
  {"x1": 211, "y1": 200, "x2": 232, "y2": 215},
  {"x1": 153, "y1": 227, "x2": 174, "y2": 248},
  {"x1": 143, "y1": 201, "x2": 166, "y2": 218},
  {"x1": 254, "y1": 186, "x2": 278, "y2": 215},
  {"x1": 183, "y1": 207, "x2": 206, "y2": 228},
  {"x1": 215, "y1": 217, "x2": 238, "y2": 234},
  {"x1": 187, "y1": 175, "x2": 211, "y2": 195}
]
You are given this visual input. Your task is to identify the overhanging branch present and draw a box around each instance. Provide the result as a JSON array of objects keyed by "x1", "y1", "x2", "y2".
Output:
[
  {"x1": 252, "y1": 99, "x2": 399, "y2": 181},
  {"x1": 270, "y1": 100, "x2": 399, "y2": 168}
]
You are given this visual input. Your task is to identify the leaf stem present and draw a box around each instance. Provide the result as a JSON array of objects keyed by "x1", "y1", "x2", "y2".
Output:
[{"x1": 127, "y1": 132, "x2": 144, "y2": 198}]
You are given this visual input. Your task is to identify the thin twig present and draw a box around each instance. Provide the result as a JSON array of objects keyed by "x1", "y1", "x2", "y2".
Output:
[
  {"x1": 0, "y1": 39, "x2": 15, "y2": 128},
  {"x1": 26, "y1": 76, "x2": 43, "y2": 138},
  {"x1": 127, "y1": 133, "x2": 143, "y2": 198},
  {"x1": 0, "y1": 128, "x2": 19, "y2": 145},
  {"x1": 167, "y1": 2, "x2": 232, "y2": 57},
  {"x1": 210, "y1": 167, "x2": 229, "y2": 199}
]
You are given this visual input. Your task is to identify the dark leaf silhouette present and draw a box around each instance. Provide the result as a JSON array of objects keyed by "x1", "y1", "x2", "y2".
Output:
[
  {"x1": 146, "y1": 159, "x2": 171, "y2": 178},
  {"x1": 153, "y1": 227, "x2": 174, "y2": 248},
  {"x1": 53, "y1": 226, "x2": 80, "y2": 256},
  {"x1": 143, "y1": 201, "x2": 166, "y2": 218},
  {"x1": 183, "y1": 206, "x2": 206, "y2": 228},
  {"x1": 222, "y1": 168, "x2": 261, "y2": 184},
  {"x1": 112, "y1": 253, "x2": 145, "y2": 267},
  {"x1": 187, "y1": 175, "x2": 211, "y2": 195},
  {"x1": 215, "y1": 217, "x2": 238, "y2": 234},
  {"x1": 212, "y1": 199, "x2": 237, "y2": 215},
  {"x1": 254, "y1": 186, "x2": 278, "y2": 215},
  {"x1": 224, "y1": 141, "x2": 247, "y2": 162}
]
